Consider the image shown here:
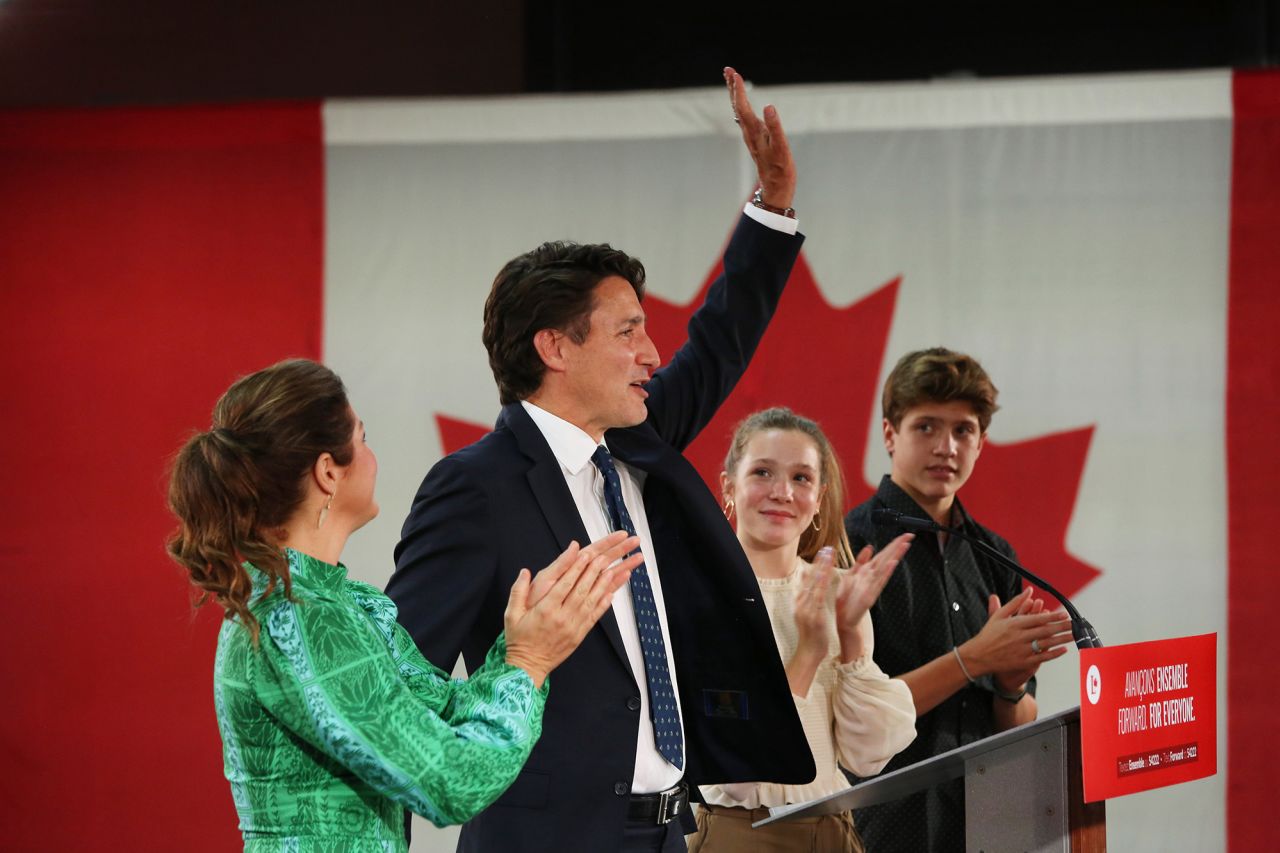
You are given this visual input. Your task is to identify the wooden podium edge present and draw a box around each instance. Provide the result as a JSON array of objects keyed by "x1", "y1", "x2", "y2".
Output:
[{"x1": 1068, "y1": 717, "x2": 1108, "y2": 852}]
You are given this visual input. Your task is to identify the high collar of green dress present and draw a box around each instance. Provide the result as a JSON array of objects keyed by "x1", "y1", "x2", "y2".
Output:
[
  {"x1": 282, "y1": 547, "x2": 348, "y2": 591},
  {"x1": 244, "y1": 548, "x2": 348, "y2": 600}
]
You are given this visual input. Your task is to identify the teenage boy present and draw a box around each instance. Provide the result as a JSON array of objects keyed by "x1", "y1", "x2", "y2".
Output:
[{"x1": 845, "y1": 347, "x2": 1072, "y2": 853}]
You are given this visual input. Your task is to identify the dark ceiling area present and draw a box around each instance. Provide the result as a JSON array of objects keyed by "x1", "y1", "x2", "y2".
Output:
[
  {"x1": 1, "y1": 1, "x2": 1276, "y2": 109},
  {"x1": 527, "y1": 2, "x2": 1276, "y2": 91}
]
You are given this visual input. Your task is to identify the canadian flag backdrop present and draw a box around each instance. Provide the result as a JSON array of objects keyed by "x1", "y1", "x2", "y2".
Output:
[{"x1": 2, "y1": 69, "x2": 1276, "y2": 851}]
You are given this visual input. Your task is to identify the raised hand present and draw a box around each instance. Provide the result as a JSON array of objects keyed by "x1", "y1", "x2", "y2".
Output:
[
  {"x1": 794, "y1": 547, "x2": 836, "y2": 660},
  {"x1": 724, "y1": 65, "x2": 796, "y2": 210},
  {"x1": 786, "y1": 546, "x2": 836, "y2": 698},
  {"x1": 503, "y1": 532, "x2": 642, "y2": 687},
  {"x1": 835, "y1": 533, "x2": 913, "y2": 660},
  {"x1": 958, "y1": 588, "x2": 1073, "y2": 690},
  {"x1": 835, "y1": 534, "x2": 912, "y2": 634}
]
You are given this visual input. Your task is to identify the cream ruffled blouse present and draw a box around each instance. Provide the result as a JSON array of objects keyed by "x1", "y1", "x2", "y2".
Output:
[{"x1": 699, "y1": 560, "x2": 917, "y2": 809}]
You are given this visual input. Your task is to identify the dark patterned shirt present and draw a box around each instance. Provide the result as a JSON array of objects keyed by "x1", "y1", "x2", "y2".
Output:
[{"x1": 844, "y1": 476, "x2": 1031, "y2": 853}]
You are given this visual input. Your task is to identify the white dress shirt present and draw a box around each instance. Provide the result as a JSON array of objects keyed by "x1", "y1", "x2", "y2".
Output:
[
  {"x1": 740, "y1": 199, "x2": 799, "y2": 234},
  {"x1": 521, "y1": 401, "x2": 686, "y2": 793}
]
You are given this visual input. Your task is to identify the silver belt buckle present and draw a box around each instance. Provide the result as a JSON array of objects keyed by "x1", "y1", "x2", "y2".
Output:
[{"x1": 656, "y1": 784, "x2": 684, "y2": 825}]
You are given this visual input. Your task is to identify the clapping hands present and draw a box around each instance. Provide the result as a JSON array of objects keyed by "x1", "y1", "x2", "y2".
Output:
[
  {"x1": 960, "y1": 588, "x2": 1073, "y2": 693},
  {"x1": 503, "y1": 531, "x2": 642, "y2": 688},
  {"x1": 791, "y1": 533, "x2": 913, "y2": 668},
  {"x1": 835, "y1": 533, "x2": 913, "y2": 661}
]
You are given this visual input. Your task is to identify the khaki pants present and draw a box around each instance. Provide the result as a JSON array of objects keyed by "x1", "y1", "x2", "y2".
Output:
[{"x1": 686, "y1": 803, "x2": 864, "y2": 853}]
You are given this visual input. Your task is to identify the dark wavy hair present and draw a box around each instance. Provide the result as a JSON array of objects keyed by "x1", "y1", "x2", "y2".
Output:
[
  {"x1": 723, "y1": 407, "x2": 855, "y2": 567},
  {"x1": 166, "y1": 359, "x2": 354, "y2": 642},
  {"x1": 482, "y1": 241, "x2": 646, "y2": 405},
  {"x1": 882, "y1": 347, "x2": 1000, "y2": 432}
]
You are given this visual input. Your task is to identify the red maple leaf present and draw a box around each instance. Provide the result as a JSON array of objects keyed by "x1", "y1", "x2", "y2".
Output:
[{"x1": 436, "y1": 226, "x2": 1101, "y2": 599}]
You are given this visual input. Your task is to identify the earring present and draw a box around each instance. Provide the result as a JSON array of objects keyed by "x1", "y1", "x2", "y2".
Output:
[
  {"x1": 723, "y1": 497, "x2": 736, "y2": 522},
  {"x1": 317, "y1": 492, "x2": 334, "y2": 529},
  {"x1": 811, "y1": 513, "x2": 822, "y2": 532}
]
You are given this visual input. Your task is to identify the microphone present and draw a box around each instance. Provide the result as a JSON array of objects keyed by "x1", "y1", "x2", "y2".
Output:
[
  {"x1": 870, "y1": 508, "x2": 938, "y2": 533},
  {"x1": 871, "y1": 507, "x2": 1102, "y2": 649}
]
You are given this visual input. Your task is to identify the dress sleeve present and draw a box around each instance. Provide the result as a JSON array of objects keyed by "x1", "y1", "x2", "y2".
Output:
[
  {"x1": 252, "y1": 590, "x2": 547, "y2": 828},
  {"x1": 831, "y1": 612, "x2": 917, "y2": 777}
]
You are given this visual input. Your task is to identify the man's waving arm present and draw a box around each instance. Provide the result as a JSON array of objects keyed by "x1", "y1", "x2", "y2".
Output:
[{"x1": 644, "y1": 67, "x2": 804, "y2": 449}]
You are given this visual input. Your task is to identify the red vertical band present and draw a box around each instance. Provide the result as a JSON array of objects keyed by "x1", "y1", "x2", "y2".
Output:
[
  {"x1": 0, "y1": 102, "x2": 323, "y2": 848},
  {"x1": 1227, "y1": 70, "x2": 1280, "y2": 852}
]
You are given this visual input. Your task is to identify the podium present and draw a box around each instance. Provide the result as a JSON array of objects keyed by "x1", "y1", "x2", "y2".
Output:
[{"x1": 754, "y1": 707, "x2": 1106, "y2": 852}]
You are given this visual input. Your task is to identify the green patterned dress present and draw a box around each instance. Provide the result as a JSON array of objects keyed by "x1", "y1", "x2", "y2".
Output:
[{"x1": 213, "y1": 548, "x2": 547, "y2": 852}]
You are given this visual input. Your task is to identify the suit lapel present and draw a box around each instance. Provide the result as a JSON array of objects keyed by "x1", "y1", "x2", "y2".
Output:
[
  {"x1": 607, "y1": 426, "x2": 687, "y2": 494},
  {"x1": 503, "y1": 404, "x2": 632, "y2": 674}
]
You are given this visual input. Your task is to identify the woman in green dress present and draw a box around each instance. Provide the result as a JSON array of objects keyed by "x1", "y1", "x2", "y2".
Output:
[{"x1": 167, "y1": 358, "x2": 639, "y2": 852}]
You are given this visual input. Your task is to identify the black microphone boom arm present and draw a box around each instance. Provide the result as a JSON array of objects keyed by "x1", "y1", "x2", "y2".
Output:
[{"x1": 871, "y1": 507, "x2": 1102, "y2": 649}]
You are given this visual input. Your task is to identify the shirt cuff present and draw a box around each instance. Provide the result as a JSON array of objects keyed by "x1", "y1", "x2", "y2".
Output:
[
  {"x1": 835, "y1": 654, "x2": 876, "y2": 677},
  {"x1": 743, "y1": 201, "x2": 799, "y2": 235}
]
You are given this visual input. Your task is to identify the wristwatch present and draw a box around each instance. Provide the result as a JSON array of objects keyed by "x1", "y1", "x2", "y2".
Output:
[
  {"x1": 993, "y1": 682, "x2": 1028, "y2": 703},
  {"x1": 750, "y1": 187, "x2": 796, "y2": 219}
]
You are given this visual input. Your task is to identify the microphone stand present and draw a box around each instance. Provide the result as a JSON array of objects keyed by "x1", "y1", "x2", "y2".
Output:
[{"x1": 873, "y1": 508, "x2": 1103, "y2": 649}]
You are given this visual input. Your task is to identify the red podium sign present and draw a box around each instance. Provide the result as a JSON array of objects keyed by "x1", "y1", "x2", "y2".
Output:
[{"x1": 1078, "y1": 633, "x2": 1216, "y2": 802}]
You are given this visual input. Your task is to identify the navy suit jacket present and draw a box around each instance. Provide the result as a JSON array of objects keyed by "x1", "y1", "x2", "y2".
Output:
[{"x1": 387, "y1": 214, "x2": 816, "y2": 852}]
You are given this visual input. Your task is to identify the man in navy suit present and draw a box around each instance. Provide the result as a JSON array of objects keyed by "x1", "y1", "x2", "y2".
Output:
[{"x1": 387, "y1": 68, "x2": 814, "y2": 853}]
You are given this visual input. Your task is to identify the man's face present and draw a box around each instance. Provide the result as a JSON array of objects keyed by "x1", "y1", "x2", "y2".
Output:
[
  {"x1": 560, "y1": 276, "x2": 660, "y2": 437},
  {"x1": 884, "y1": 400, "x2": 985, "y2": 510}
]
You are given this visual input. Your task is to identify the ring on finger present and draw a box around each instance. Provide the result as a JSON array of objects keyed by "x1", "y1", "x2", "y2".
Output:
[{"x1": 1031, "y1": 638, "x2": 1042, "y2": 654}]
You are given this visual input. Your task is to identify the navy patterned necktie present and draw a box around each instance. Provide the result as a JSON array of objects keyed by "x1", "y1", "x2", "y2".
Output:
[{"x1": 590, "y1": 445, "x2": 684, "y2": 770}]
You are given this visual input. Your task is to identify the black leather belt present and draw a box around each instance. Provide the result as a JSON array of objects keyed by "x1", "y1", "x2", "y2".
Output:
[{"x1": 627, "y1": 782, "x2": 688, "y2": 825}]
